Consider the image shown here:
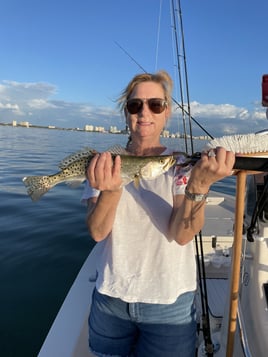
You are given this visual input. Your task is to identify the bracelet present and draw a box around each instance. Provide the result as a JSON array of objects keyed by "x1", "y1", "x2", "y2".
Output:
[{"x1": 184, "y1": 186, "x2": 209, "y2": 202}]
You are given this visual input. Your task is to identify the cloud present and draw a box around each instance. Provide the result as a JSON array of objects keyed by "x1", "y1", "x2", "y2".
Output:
[
  {"x1": 0, "y1": 80, "x2": 58, "y2": 118},
  {"x1": 0, "y1": 80, "x2": 267, "y2": 136},
  {"x1": 0, "y1": 102, "x2": 22, "y2": 114},
  {"x1": 190, "y1": 101, "x2": 243, "y2": 118},
  {"x1": 169, "y1": 100, "x2": 268, "y2": 137},
  {"x1": 189, "y1": 100, "x2": 266, "y2": 121},
  {"x1": 0, "y1": 80, "x2": 57, "y2": 102},
  {"x1": 28, "y1": 99, "x2": 58, "y2": 109}
]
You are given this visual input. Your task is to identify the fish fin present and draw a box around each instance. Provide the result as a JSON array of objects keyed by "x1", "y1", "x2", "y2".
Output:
[
  {"x1": 59, "y1": 147, "x2": 98, "y2": 169},
  {"x1": 22, "y1": 175, "x2": 52, "y2": 202},
  {"x1": 133, "y1": 176, "x2": 140, "y2": 189},
  {"x1": 65, "y1": 178, "x2": 85, "y2": 188},
  {"x1": 59, "y1": 145, "x2": 127, "y2": 169},
  {"x1": 107, "y1": 145, "x2": 129, "y2": 156}
]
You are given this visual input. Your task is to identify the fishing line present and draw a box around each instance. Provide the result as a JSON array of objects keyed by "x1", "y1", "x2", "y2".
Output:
[{"x1": 114, "y1": 41, "x2": 147, "y2": 74}]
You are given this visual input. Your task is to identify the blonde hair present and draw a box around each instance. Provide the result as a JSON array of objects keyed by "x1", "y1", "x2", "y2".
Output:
[{"x1": 117, "y1": 70, "x2": 173, "y2": 113}]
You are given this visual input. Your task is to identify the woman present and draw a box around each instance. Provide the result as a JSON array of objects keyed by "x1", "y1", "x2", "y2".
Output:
[{"x1": 83, "y1": 70, "x2": 235, "y2": 357}]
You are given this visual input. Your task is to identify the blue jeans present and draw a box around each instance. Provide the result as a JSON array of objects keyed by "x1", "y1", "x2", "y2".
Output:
[{"x1": 88, "y1": 289, "x2": 197, "y2": 357}]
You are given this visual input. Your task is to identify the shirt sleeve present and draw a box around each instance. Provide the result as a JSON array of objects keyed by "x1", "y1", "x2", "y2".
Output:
[
  {"x1": 81, "y1": 180, "x2": 100, "y2": 204},
  {"x1": 173, "y1": 154, "x2": 193, "y2": 195}
]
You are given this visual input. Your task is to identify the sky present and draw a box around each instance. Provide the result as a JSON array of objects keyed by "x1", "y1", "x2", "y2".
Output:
[{"x1": 0, "y1": 0, "x2": 268, "y2": 138}]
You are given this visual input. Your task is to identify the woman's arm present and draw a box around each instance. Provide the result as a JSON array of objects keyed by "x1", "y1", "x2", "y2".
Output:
[
  {"x1": 169, "y1": 148, "x2": 235, "y2": 245},
  {"x1": 86, "y1": 152, "x2": 123, "y2": 242}
]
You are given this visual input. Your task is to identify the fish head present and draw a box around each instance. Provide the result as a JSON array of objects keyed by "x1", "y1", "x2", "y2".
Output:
[{"x1": 139, "y1": 155, "x2": 175, "y2": 180}]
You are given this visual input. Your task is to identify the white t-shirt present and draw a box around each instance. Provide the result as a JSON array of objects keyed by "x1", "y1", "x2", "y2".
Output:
[{"x1": 82, "y1": 150, "x2": 196, "y2": 304}]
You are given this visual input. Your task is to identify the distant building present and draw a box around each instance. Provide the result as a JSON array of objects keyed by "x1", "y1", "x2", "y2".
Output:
[
  {"x1": 19, "y1": 121, "x2": 29, "y2": 128},
  {"x1": 94, "y1": 126, "x2": 105, "y2": 132},
  {"x1": 84, "y1": 124, "x2": 105, "y2": 132},
  {"x1": 84, "y1": 125, "x2": 94, "y2": 131},
  {"x1": 109, "y1": 126, "x2": 120, "y2": 133},
  {"x1": 162, "y1": 130, "x2": 170, "y2": 138},
  {"x1": 12, "y1": 120, "x2": 17, "y2": 127}
]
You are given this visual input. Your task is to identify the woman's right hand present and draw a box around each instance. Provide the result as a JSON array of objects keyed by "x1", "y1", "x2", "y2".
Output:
[
  {"x1": 86, "y1": 152, "x2": 123, "y2": 242},
  {"x1": 87, "y1": 152, "x2": 122, "y2": 192}
]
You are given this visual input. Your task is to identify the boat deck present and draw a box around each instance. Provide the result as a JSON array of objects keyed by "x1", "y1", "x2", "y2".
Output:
[
  {"x1": 206, "y1": 278, "x2": 229, "y2": 318},
  {"x1": 38, "y1": 191, "x2": 236, "y2": 357},
  {"x1": 195, "y1": 192, "x2": 235, "y2": 346}
]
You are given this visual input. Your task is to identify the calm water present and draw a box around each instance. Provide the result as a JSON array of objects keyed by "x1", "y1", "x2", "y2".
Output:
[{"x1": 0, "y1": 126, "x2": 236, "y2": 356}]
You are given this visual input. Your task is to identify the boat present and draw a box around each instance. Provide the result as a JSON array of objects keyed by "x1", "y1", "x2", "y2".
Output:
[
  {"x1": 196, "y1": 172, "x2": 268, "y2": 357},
  {"x1": 38, "y1": 189, "x2": 236, "y2": 357},
  {"x1": 37, "y1": 166, "x2": 268, "y2": 357},
  {"x1": 38, "y1": 2, "x2": 268, "y2": 355}
]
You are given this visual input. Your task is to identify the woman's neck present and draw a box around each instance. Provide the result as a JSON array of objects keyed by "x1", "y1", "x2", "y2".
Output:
[{"x1": 126, "y1": 140, "x2": 166, "y2": 156}]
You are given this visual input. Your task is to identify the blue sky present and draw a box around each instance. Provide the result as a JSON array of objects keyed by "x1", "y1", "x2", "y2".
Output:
[{"x1": 0, "y1": 0, "x2": 268, "y2": 137}]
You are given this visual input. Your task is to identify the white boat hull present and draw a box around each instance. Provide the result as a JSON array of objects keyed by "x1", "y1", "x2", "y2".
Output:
[
  {"x1": 38, "y1": 189, "x2": 268, "y2": 357},
  {"x1": 38, "y1": 246, "x2": 100, "y2": 357}
]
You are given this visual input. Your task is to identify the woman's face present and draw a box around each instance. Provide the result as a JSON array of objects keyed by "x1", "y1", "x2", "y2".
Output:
[{"x1": 125, "y1": 81, "x2": 170, "y2": 142}]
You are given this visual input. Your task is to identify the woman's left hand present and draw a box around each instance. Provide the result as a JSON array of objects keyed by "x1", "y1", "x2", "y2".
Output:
[{"x1": 187, "y1": 147, "x2": 235, "y2": 193}]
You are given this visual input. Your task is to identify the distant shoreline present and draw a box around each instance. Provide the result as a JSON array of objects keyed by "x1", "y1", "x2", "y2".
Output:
[
  {"x1": 0, "y1": 122, "x2": 208, "y2": 140},
  {"x1": 0, "y1": 121, "x2": 113, "y2": 133}
]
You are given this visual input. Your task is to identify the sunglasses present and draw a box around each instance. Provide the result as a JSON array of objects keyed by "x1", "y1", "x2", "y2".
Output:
[{"x1": 126, "y1": 98, "x2": 168, "y2": 115}]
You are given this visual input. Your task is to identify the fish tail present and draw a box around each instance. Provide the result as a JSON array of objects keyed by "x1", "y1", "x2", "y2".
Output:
[{"x1": 22, "y1": 175, "x2": 54, "y2": 201}]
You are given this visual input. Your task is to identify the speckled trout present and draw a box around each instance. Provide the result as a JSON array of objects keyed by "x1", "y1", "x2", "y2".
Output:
[{"x1": 22, "y1": 145, "x2": 175, "y2": 201}]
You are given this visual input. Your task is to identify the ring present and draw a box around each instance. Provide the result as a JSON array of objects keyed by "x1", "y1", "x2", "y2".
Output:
[{"x1": 207, "y1": 149, "x2": 216, "y2": 157}]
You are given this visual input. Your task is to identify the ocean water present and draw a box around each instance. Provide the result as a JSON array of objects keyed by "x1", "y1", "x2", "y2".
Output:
[{"x1": 0, "y1": 126, "x2": 236, "y2": 356}]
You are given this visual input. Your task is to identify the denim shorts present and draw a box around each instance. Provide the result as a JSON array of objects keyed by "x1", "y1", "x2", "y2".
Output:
[{"x1": 88, "y1": 289, "x2": 197, "y2": 357}]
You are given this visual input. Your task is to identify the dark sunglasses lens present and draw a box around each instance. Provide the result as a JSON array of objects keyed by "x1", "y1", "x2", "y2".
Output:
[
  {"x1": 127, "y1": 99, "x2": 143, "y2": 114},
  {"x1": 126, "y1": 98, "x2": 166, "y2": 114},
  {"x1": 148, "y1": 99, "x2": 166, "y2": 113}
]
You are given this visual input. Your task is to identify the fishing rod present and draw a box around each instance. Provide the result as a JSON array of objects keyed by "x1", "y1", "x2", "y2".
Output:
[
  {"x1": 194, "y1": 232, "x2": 214, "y2": 357},
  {"x1": 178, "y1": 152, "x2": 268, "y2": 173},
  {"x1": 170, "y1": 2, "x2": 214, "y2": 351},
  {"x1": 170, "y1": 0, "x2": 189, "y2": 152},
  {"x1": 114, "y1": 41, "x2": 214, "y2": 142},
  {"x1": 171, "y1": 0, "x2": 198, "y2": 154}
]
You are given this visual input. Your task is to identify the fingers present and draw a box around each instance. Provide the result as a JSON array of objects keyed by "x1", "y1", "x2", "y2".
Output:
[
  {"x1": 211, "y1": 147, "x2": 235, "y2": 174},
  {"x1": 102, "y1": 152, "x2": 113, "y2": 181},
  {"x1": 86, "y1": 153, "x2": 100, "y2": 186},
  {"x1": 203, "y1": 147, "x2": 235, "y2": 170},
  {"x1": 87, "y1": 152, "x2": 112, "y2": 185},
  {"x1": 191, "y1": 147, "x2": 235, "y2": 188},
  {"x1": 225, "y1": 150, "x2": 236, "y2": 173},
  {"x1": 87, "y1": 152, "x2": 122, "y2": 191},
  {"x1": 113, "y1": 155, "x2": 122, "y2": 177}
]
